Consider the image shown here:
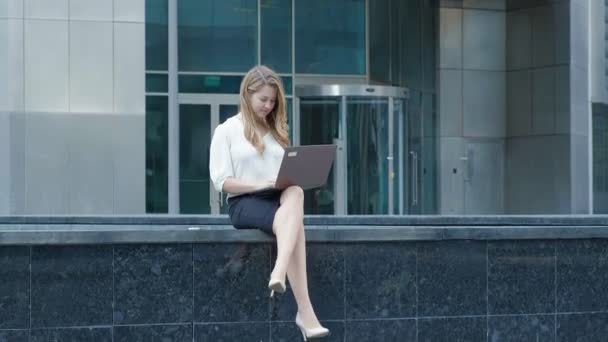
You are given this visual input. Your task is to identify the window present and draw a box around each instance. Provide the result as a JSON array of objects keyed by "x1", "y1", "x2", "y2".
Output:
[
  {"x1": 178, "y1": 0, "x2": 257, "y2": 72},
  {"x1": 146, "y1": 0, "x2": 168, "y2": 70},
  {"x1": 295, "y1": 0, "x2": 365, "y2": 74},
  {"x1": 261, "y1": 0, "x2": 292, "y2": 73}
]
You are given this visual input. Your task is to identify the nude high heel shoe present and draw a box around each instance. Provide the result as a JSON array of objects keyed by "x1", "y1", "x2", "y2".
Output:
[
  {"x1": 295, "y1": 313, "x2": 330, "y2": 341},
  {"x1": 268, "y1": 278, "x2": 286, "y2": 297}
]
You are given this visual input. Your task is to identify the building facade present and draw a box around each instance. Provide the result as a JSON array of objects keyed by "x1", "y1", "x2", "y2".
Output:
[{"x1": 0, "y1": 0, "x2": 605, "y2": 215}]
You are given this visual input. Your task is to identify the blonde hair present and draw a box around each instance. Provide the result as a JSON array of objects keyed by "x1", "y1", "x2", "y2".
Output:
[{"x1": 239, "y1": 65, "x2": 290, "y2": 153}]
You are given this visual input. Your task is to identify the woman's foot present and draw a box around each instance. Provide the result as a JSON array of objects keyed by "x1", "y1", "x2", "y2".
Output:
[
  {"x1": 295, "y1": 313, "x2": 329, "y2": 341},
  {"x1": 268, "y1": 267, "x2": 287, "y2": 297},
  {"x1": 268, "y1": 277, "x2": 286, "y2": 297}
]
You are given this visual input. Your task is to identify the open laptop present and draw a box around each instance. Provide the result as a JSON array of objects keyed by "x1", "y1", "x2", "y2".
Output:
[{"x1": 274, "y1": 144, "x2": 337, "y2": 190}]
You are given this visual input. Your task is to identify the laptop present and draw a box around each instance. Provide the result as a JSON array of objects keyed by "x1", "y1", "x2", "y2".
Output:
[{"x1": 274, "y1": 144, "x2": 337, "y2": 190}]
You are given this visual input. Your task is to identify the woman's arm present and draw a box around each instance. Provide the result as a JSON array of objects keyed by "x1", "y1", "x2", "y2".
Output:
[{"x1": 222, "y1": 177, "x2": 275, "y2": 194}]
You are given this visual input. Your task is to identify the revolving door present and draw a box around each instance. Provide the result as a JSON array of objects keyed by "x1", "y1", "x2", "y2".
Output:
[{"x1": 296, "y1": 85, "x2": 418, "y2": 215}]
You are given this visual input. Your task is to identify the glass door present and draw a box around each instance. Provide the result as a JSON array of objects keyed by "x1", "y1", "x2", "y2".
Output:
[
  {"x1": 299, "y1": 97, "x2": 342, "y2": 214},
  {"x1": 178, "y1": 94, "x2": 239, "y2": 214},
  {"x1": 346, "y1": 97, "x2": 389, "y2": 214},
  {"x1": 297, "y1": 85, "x2": 410, "y2": 215}
]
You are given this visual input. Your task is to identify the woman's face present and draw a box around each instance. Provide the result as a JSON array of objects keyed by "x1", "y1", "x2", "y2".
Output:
[{"x1": 250, "y1": 85, "x2": 277, "y2": 123}]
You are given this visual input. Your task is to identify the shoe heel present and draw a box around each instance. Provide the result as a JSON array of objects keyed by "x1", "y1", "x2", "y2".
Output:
[
  {"x1": 270, "y1": 290, "x2": 275, "y2": 298},
  {"x1": 298, "y1": 326, "x2": 307, "y2": 341}
]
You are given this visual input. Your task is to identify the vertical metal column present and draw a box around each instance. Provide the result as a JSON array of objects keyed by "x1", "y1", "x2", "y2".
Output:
[
  {"x1": 168, "y1": 0, "x2": 179, "y2": 214},
  {"x1": 388, "y1": 97, "x2": 394, "y2": 214}
]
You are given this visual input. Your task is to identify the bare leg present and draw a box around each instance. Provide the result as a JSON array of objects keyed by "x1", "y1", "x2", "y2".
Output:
[
  {"x1": 286, "y1": 225, "x2": 323, "y2": 328},
  {"x1": 271, "y1": 186, "x2": 305, "y2": 283},
  {"x1": 272, "y1": 186, "x2": 323, "y2": 329}
]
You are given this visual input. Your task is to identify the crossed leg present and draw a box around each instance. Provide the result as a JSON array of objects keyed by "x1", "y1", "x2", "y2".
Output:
[{"x1": 272, "y1": 186, "x2": 322, "y2": 328}]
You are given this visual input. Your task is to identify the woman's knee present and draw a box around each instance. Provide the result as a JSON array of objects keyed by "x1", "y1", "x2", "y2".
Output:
[{"x1": 282, "y1": 186, "x2": 304, "y2": 202}]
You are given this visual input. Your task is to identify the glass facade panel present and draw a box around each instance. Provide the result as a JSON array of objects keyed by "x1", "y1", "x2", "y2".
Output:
[
  {"x1": 594, "y1": 104, "x2": 608, "y2": 214},
  {"x1": 421, "y1": 0, "x2": 436, "y2": 91},
  {"x1": 146, "y1": 0, "x2": 168, "y2": 70},
  {"x1": 146, "y1": 73, "x2": 168, "y2": 93},
  {"x1": 369, "y1": 0, "x2": 390, "y2": 83},
  {"x1": 179, "y1": 75, "x2": 243, "y2": 94},
  {"x1": 421, "y1": 93, "x2": 437, "y2": 213},
  {"x1": 346, "y1": 97, "x2": 389, "y2": 215},
  {"x1": 220, "y1": 104, "x2": 239, "y2": 124},
  {"x1": 178, "y1": 75, "x2": 291, "y2": 95},
  {"x1": 283, "y1": 77, "x2": 292, "y2": 96},
  {"x1": 179, "y1": 104, "x2": 211, "y2": 214},
  {"x1": 178, "y1": 0, "x2": 257, "y2": 72},
  {"x1": 404, "y1": 0, "x2": 422, "y2": 89},
  {"x1": 146, "y1": 96, "x2": 169, "y2": 213},
  {"x1": 261, "y1": 0, "x2": 292, "y2": 73},
  {"x1": 300, "y1": 98, "x2": 340, "y2": 214},
  {"x1": 295, "y1": 0, "x2": 365, "y2": 74}
]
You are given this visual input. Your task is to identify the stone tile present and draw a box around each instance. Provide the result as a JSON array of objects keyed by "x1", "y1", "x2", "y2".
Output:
[
  {"x1": 271, "y1": 244, "x2": 344, "y2": 321},
  {"x1": 114, "y1": 324, "x2": 192, "y2": 342},
  {"x1": 30, "y1": 327, "x2": 111, "y2": 341},
  {"x1": 0, "y1": 246, "x2": 29, "y2": 329},
  {"x1": 194, "y1": 244, "x2": 270, "y2": 322},
  {"x1": 114, "y1": 244, "x2": 192, "y2": 324},
  {"x1": 31, "y1": 245, "x2": 112, "y2": 328},
  {"x1": 0, "y1": 330, "x2": 28, "y2": 342},
  {"x1": 489, "y1": 314, "x2": 555, "y2": 342},
  {"x1": 488, "y1": 241, "x2": 555, "y2": 314},
  {"x1": 345, "y1": 243, "x2": 416, "y2": 319},
  {"x1": 557, "y1": 313, "x2": 608, "y2": 341},
  {"x1": 194, "y1": 323, "x2": 268, "y2": 342},
  {"x1": 439, "y1": 8, "x2": 463, "y2": 69},
  {"x1": 557, "y1": 240, "x2": 608, "y2": 312},
  {"x1": 463, "y1": 9, "x2": 506, "y2": 71},
  {"x1": 418, "y1": 317, "x2": 486, "y2": 341},
  {"x1": 418, "y1": 241, "x2": 487, "y2": 316},
  {"x1": 345, "y1": 319, "x2": 416, "y2": 342},
  {"x1": 272, "y1": 320, "x2": 343, "y2": 342}
]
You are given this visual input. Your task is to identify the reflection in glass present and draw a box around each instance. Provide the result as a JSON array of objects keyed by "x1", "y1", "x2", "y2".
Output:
[
  {"x1": 261, "y1": 0, "x2": 292, "y2": 73},
  {"x1": 146, "y1": 0, "x2": 168, "y2": 70},
  {"x1": 369, "y1": 0, "x2": 390, "y2": 83},
  {"x1": 178, "y1": 0, "x2": 257, "y2": 72},
  {"x1": 300, "y1": 98, "x2": 340, "y2": 214},
  {"x1": 146, "y1": 73, "x2": 168, "y2": 93},
  {"x1": 347, "y1": 97, "x2": 389, "y2": 215},
  {"x1": 422, "y1": 93, "x2": 437, "y2": 213},
  {"x1": 295, "y1": 0, "x2": 365, "y2": 74},
  {"x1": 179, "y1": 75, "x2": 243, "y2": 94},
  {"x1": 179, "y1": 104, "x2": 211, "y2": 214},
  {"x1": 593, "y1": 105, "x2": 608, "y2": 213},
  {"x1": 146, "y1": 96, "x2": 169, "y2": 213}
]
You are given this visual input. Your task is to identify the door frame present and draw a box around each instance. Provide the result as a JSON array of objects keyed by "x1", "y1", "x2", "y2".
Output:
[{"x1": 177, "y1": 93, "x2": 240, "y2": 214}]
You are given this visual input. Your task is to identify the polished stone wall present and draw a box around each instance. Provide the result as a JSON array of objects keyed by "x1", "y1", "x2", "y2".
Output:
[{"x1": 2, "y1": 239, "x2": 608, "y2": 341}]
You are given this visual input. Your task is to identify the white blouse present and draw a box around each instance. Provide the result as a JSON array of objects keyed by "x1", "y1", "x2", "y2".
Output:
[{"x1": 209, "y1": 113, "x2": 285, "y2": 198}]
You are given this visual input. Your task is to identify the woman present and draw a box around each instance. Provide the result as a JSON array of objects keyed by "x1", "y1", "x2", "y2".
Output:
[{"x1": 209, "y1": 65, "x2": 329, "y2": 341}]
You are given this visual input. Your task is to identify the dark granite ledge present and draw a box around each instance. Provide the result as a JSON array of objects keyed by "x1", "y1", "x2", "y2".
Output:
[
  {"x1": 1, "y1": 215, "x2": 608, "y2": 245},
  {"x1": 1, "y1": 215, "x2": 608, "y2": 226}
]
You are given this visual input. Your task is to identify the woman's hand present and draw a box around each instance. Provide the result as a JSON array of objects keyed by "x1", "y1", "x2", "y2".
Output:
[
  {"x1": 222, "y1": 177, "x2": 276, "y2": 194},
  {"x1": 258, "y1": 179, "x2": 276, "y2": 191}
]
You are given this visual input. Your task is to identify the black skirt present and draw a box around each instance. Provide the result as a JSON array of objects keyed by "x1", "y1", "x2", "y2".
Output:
[{"x1": 227, "y1": 189, "x2": 282, "y2": 235}]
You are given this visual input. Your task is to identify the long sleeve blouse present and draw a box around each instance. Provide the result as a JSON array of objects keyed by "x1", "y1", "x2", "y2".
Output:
[{"x1": 209, "y1": 113, "x2": 285, "y2": 198}]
